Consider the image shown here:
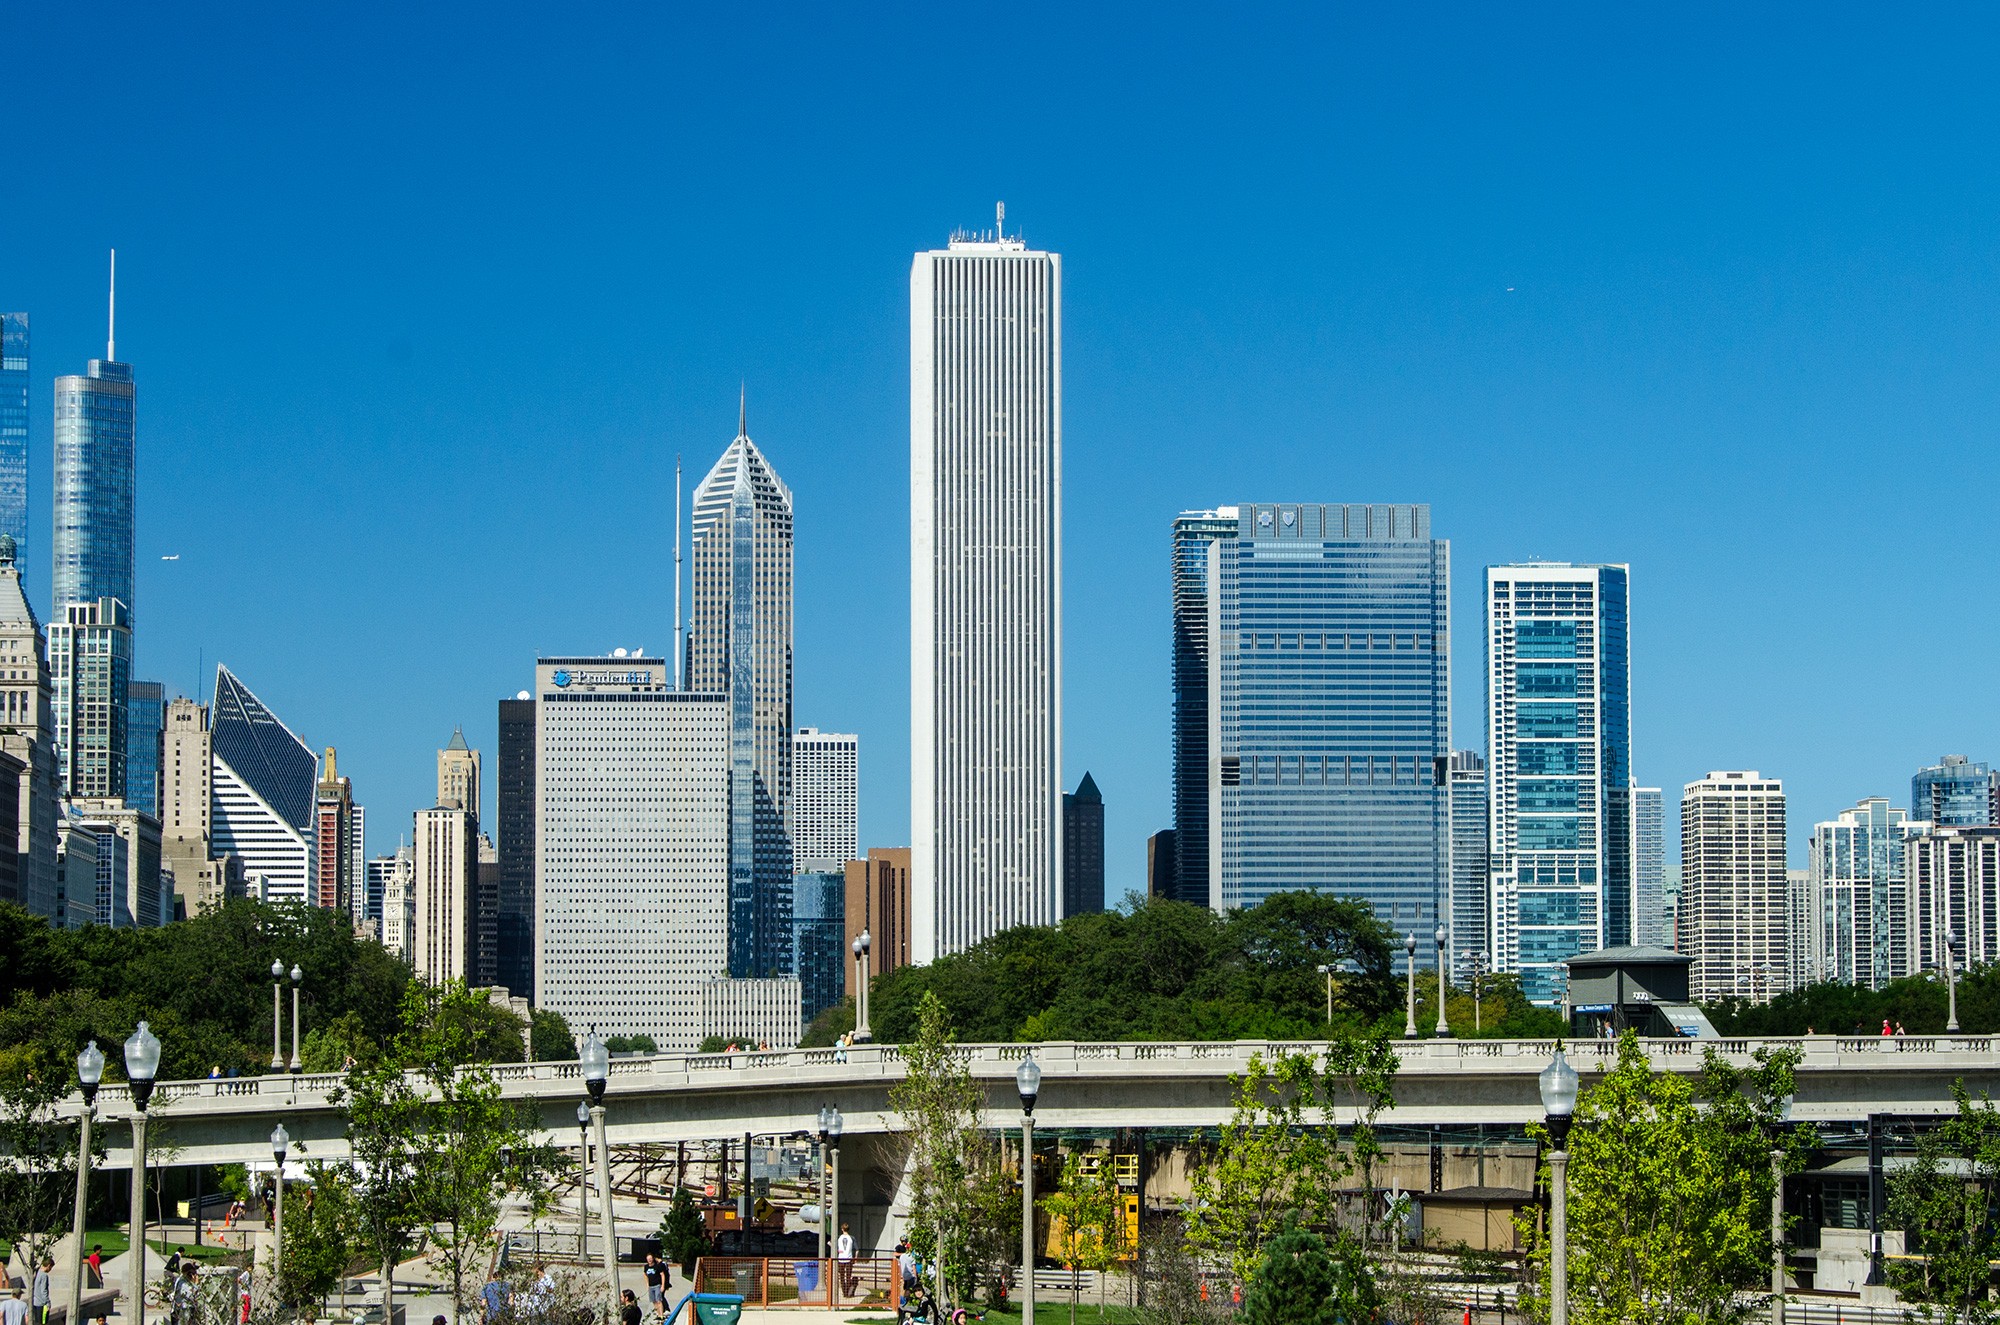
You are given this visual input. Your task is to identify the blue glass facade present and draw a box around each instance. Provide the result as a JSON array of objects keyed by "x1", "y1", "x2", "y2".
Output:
[
  {"x1": 1170, "y1": 510, "x2": 1240, "y2": 906},
  {"x1": 1486, "y1": 565, "x2": 1633, "y2": 1005},
  {"x1": 125, "y1": 679, "x2": 164, "y2": 818},
  {"x1": 1211, "y1": 504, "x2": 1451, "y2": 956},
  {"x1": 53, "y1": 360, "x2": 136, "y2": 618},
  {"x1": 0, "y1": 313, "x2": 27, "y2": 560},
  {"x1": 1448, "y1": 751, "x2": 1488, "y2": 977},
  {"x1": 1911, "y1": 755, "x2": 1996, "y2": 828},
  {"x1": 791, "y1": 869, "x2": 845, "y2": 1024}
]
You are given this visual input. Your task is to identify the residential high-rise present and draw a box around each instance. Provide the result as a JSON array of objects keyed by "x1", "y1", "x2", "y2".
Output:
[
  {"x1": 210, "y1": 665, "x2": 316, "y2": 903},
  {"x1": 1146, "y1": 829, "x2": 1177, "y2": 898},
  {"x1": 1447, "y1": 751, "x2": 1488, "y2": 978},
  {"x1": 1680, "y1": 771, "x2": 1788, "y2": 1003},
  {"x1": 495, "y1": 694, "x2": 535, "y2": 998},
  {"x1": 47, "y1": 598, "x2": 131, "y2": 800},
  {"x1": 911, "y1": 218, "x2": 1062, "y2": 961},
  {"x1": 412, "y1": 804, "x2": 477, "y2": 983},
  {"x1": 1486, "y1": 564, "x2": 1632, "y2": 1005},
  {"x1": 1204, "y1": 504, "x2": 1451, "y2": 951},
  {"x1": 0, "y1": 313, "x2": 26, "y2": 558},
  {"x1": 1062, "y1": 772, "x2": 1105, "y2": 916},
  {"x1": 0, "y1": 752, "x2": 22, "y2": 903},
  {"x1": 0, "y1": 537, "x2": 60, "y2": 918},
  {"x1": 792, "y1": 869, "x2": 845, "y2": 1026},
  {"x1": 1806, "y1": 798, "x2": 1923, "y2": 989},
  {"x1": 842, "y1": 847, "x2": 912, "y2": 1002},
  {"x1": 1169, "y1": 509, "x2": 1240, "y2": 906},
  {"x1": 535, "y1": 655, "x2": 729, "y2": 1049},
  {"x1": 792, "y1": 728, "x2": 856, "y2": 871},
  {"x1": 438, "y1": 728, "x2": 481, "y2": 817},
  {"x1": 1904, "y1": 825, "x2": 2000, "y2": 975},
  {"x1": 1911, "y1": 755, "x2": 1998, "y2": 828},
  {"x1": 1632, "y1": 786, "x2": 1670, "y2": 950},
  {"x1": 125, "y1": 680, "x2": 164, "y2": 819},
  {"x1": 313, "y1": 748, "x2": 359, "y2": 914},
  {"x1": 690, "y1": 408, "x2": 795, "y2": 979},
  {"x1": 53, "y1": 264, "x2": 136, "y2": 619}
]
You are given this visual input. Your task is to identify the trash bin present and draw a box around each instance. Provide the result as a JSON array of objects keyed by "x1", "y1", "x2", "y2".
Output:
[
  {"x1": 691, "y1": 1294, "x2": 743, "y2": 1325},
  {"x1": 730, "y1": 1264, "x2": 756, "y2": 1296},
  {"x1": 797, "y1": 1260, "x2": 820, "y2": 1292}
]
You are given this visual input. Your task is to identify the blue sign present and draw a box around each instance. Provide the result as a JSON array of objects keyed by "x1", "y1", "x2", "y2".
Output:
[{"x1": 552, "y1": 670, "x2": 571, "y2": 688}]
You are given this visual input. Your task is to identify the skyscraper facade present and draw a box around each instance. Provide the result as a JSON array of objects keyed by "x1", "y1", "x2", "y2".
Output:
[
  {"x1": 53, "y1": 356, "x2": 136, "y2": 618},
  {"x1": 495, "y1": 695, "x2": 535, "y2": 998},
  {"x1": 1062, "y1": 771, "x2": 1105, "y2": 916},
  {"x1": 437, "y1": 728, "x2": 481, "y2": 817},
  {"x1": 1904, "y1": 825, "x2": 2000, "y2": 975},
  {"x1": 1485, "y1": 563, "x2": 1632, "y2": 1005},
  {"x1": 47, "y1": 598, "x2": 131, "y2": 800},
  {"x1": 1807, "y1": 797, "x2": 1921, "y2": 989},
  {"x1": 792, "y1": 728, "x2": 856, "y2": 870},
  {"x1": 412, "y1": 804, "x2": 477, "y2": 983},
  {"x1": 210, "y1": 665, "x2": 316, "y2": 903},
  {"x1": 1447, "y1": 751, "x2": 1488, "y2": 978},
  {"x1": 159, "y1": 696, "x2": 239, "y2": 915},
  {"x1": 792, "y1": 868, "x2": 845, "y2": 1025},
  {"x1": 911, "y1": 223, "x2": 1062, "y2": 962},
  {"x1": 690, "y1": 415, "x2": 795, "y2": 979},
  {"x1": 125, "y1": 680, "x2": 164, "y2": 819},
  {"x1": 313, "y1": 748, "x2": 358, "y2": 913},
  {"x1": 1911, "y1": 755, "x2": 1997, "y2": 829},
  {"x1": 1632, "y1": 785, "x2": 1670, "y2": 950},
  {"x1": 842, "y1": 846, "x2": 912, "y2": 1001},
  {"x1": 0, "y1": 538, "x2": 60, "y2": 919},
  {"x1": 0, "y1": 314, "x2": 26, "y2": 558},
  {"x1": 534, "y1": 656, "x2": 729, "y2": 1049},
  {"x1": 1207, "y1": 503, "x2": 1451, "y2": 949},
  {"x1": 1680, "y1": 771, "x2": 1788, "y2": 1003},
  {"x1": 1169, "y1": 509, "x2": 1240, "y2": 907}
]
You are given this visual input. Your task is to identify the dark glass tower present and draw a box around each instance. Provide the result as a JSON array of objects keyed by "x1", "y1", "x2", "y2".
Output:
[
  {"x1": 1169, "y1": 510, "x2": 1239, "y2": 906},
  {"x1": 53, "y1": 358, "x2": 135, "y2": 617},
  {"x1": 0, "y1": 313, "x2": 26, "y2": 560},
  {"x1": 496, "y1": 695, "x2": 536, "y2": 999},
  {"x1": 1911, "y1": 755, "x2": 1998, "y2": 828},
  {"x1": 125, "y1": 680, "x2": 164, "y2": 818},
  {"x1": 1063, "y1": 771, "x2": 1105, "y2": 915}
]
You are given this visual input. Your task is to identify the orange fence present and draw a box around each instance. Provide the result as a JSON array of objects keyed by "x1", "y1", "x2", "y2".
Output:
[{"x1": 690, "y1": 1257, "x2": 900, "y2": 1310}]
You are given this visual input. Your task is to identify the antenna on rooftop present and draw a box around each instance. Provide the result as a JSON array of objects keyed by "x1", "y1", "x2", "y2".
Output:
[
  {"x1": 107, "y1": 249, "x2": 117, "y2": 361},
  {"x1": 996, "y1": 201, "x2": 1005, "y2": 239}
]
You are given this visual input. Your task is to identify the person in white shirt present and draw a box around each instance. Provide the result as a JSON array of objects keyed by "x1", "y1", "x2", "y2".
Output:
[
  {"x1": 2, "y1": 1286, "x2": 32, "y2": 1325},
  {"x1": 835, "y1": 1223, "x2": 856, "y2": 1296}
]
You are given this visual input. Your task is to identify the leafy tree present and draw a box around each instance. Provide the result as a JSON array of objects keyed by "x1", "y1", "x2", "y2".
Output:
[
  {"x1": 0, "y1": 1075, "x2": 97, "y2": 1274},
  {"x1": 1886, "y1": 1082, "x2": 2000, "y2": 1325},
  {"x1": 1524, "y1": 1033, "x2": 1800, "y2": 1325},
  {"x1": 801, "y1": 998, "x2": 856, "y2": 1048},
  {"x1": 530, "y1": 1008, "x2": 577, "y2": 1061},
  {"x1": 659, "y1": 1186, "x2": 710, "y2": 1277},
  {"x1": 1239, "y1": 1217, "x2": 1379, "y2": 1325},
  {"x1": 279, "y1": 1164, "x2": 358, "y2": 1310},
  {"x1": 339, "y1": 1056, "x2": 424, "y2": 1324},
  {"x1": 886, "y1": 991, "x2": 988, "y2": 1302},
  {"x1": 604, "y1": 1034, "x2": 658, "y2": 1053},
  {"x1": 1041, "y1": 1153, "x2": 1124, "y2": 1325},
  {"x1": 300, "y1": 1010, "x2": 383, "y2": 1073}
]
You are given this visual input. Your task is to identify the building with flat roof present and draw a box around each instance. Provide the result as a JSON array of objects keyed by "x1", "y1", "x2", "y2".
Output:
[
  {"x1": 48, "y1": 597, "x2": 131, "y2": 801},
  {"x1": 1681, "y1": 771, "x2": 1788, "y2": 1003},
  {"x1": 792, "y1": 728, "x2": 856, "y2": 872},
  {"x1": 0, "y1": 537, "x2": 59, "y2": 918},
  {"x1": 1911, "y1": 755, "x2": 1997, "y2": 829},
  {"x1": 0, "y1": 314, "x2": 26, "y2": 559},
  {"x1": 844, "y1": 847, "x2": 911, "y2": 1002}
]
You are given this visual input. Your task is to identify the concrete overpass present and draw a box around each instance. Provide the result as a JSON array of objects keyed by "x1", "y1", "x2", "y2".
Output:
[{"x1": 55, "y1": 1033, "x2": 2000, "y2": 1171}]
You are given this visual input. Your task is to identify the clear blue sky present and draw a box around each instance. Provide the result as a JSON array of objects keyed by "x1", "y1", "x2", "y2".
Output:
[{"x1": 6, "y1": 4, "x2": 1999, "y2": 893}]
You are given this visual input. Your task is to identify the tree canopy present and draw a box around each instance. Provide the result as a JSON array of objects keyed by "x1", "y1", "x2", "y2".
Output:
[{"x1": 1706, "y1": 967, "x2": 2000, "y2": 1036}]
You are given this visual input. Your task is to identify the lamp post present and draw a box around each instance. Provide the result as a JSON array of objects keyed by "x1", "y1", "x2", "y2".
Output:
[
  {"x1": 1539, "y1": 1047, "x2": 1578, "y2": 1325},
  {"x1": 1017, "y1": 1054, "x2": 1041, "y2": 1325},
  {"x1": 1404, "y1": 932, "x2": 1418, "y2": 1039},
  {"x1": 582, "y1": 1032, "x2": 618, "y2": 1308},
  {"x1": 1944, "y1": 929, "x2": 1962, "y2": 1033},
  {"x1": 1316, "y1": 963, "x2": 1334, "y2": 1026},
  {"x1": 271, "y1": 1123, "x2": 290, "y2": 1308},
  {"x1": 66, "y1": 1042, "x2": 105, "y2": 1325},
  {"x1": 852, "y1": 932, "x2": 873, "y2": 1043},
  {"x1": 124, "y1": 1022, "x2": 161, "y2": 1325},
  {"x1": 288, "y1": 965, "x2": 303, "y2": 1073},
  {"x1": 816, "y1": 1107, "x2": 833, "y2": 1261},
  {"x1": 576, "y1": 1101, "x2": 591, "y2": 1261},
  {"x1": 825, "y1": 1106, "x2": 843, "y2": 1296},
  {"x1": 1434, "y1": 927, "x2": 1451, "y2": 1038},
  {"x1": 270, "y1": 960, "x2": 285, "y2": 1071},
  {"x1": 1771, "y1": 1093, "x2": 1793, "y2": 1325}
]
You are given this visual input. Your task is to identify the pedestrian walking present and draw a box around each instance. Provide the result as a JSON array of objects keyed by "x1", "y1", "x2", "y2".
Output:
[
  {"x1": 480, "y1": 1268, "x2": 509, "y2": 1325},
  {"x1": 31, "y1": 1258, "x2": 51, "y2": 1325},
  {"x1": 618, "y1": 1290, "x2": 642, "y2": 1325},
  {"x1": 643, "y1": 1254, "x2": 665, "y2": 1308},
  {"x1": 3, "y1": 1287, "x2": 31, "y2": 1325},
  {"x1": 836, "y1": 1223, "x2": 855, "y2": 1296},
  {"x1": 86, "y1": 1245, "x2": 104, "y2": 1289}
]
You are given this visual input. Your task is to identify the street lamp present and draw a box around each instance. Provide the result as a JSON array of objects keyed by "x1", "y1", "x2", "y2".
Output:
[
  {"x1": 1403, "y1": 932, "x2": 1418, "y2": 1039},
  {"x1": 824, "y1": 1105, "x2": 843, "y2": 1296},
  {"x1": 1944, "y1": 929, "x2": 1962, "y2": 1033},
  {"x1": 1434, "y1": 927, "x2": 1451, "y2": 1038},
  {"x1": 271, "y1": 1123, "x2": 290, "y2": 1307},
  {"x1": 852, "y1": 932, "x2": 873, "y2": 1043},
  {"x1": 65, "y1": 1042, "x2": 105, "y2": 1325},
  {"x1": 1017, "y1": 1054, "x2": 1042, "y2": 1325},
  {"x1": 1771, "y1": 1093, "x2": 1793, "y2": 1325},
  {"x1": 575, "y1": 1101, "x2": 591, "y2": 1260},
  {"x1": 1316, "y1": 963, "x2": 1334, "y2": 1026},
  {"x1": 270, "y1": 960, "x2": 285, "y2": 1070},
  {"x1": 124, "y1": 1021, "x2": 161, "y2": 1325},
  {"x1": 1539, "y1": 1047, "x2": 1579, "y2": 1325},
  {"x1": 581, "y1": 1031, "x2": 617, "y2": 1307},
  {"x1": 288, "y1": 965, "x2": 304, "y2": 1073}
]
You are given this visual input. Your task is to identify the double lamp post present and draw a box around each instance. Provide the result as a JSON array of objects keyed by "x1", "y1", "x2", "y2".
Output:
[{"x1": 65, "y1": 1024, "x2": 161, "y2": 1325}]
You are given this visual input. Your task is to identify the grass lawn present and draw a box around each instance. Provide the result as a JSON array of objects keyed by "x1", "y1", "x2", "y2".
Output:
[
  {"x1": 65, "y1": 1230, "x2": 239, "y2": 1263},
  {"x1": 929, "y1": 1306, "x2": 1153, "y2": 1325}
]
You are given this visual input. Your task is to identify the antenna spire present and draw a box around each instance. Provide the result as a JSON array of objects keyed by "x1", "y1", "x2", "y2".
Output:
[
  {"x1": 996, "y1": 201, "x2": 1005, "y2": 238},
  {"x1": 674, "y1": 452, "x2": 684, "y2": 691},
  {"x1": 107, "y1": 249, "x2": 117, "y2": 361},
  {"x1": 738, "y1": 382, "x2": 747, "y2": 438}
]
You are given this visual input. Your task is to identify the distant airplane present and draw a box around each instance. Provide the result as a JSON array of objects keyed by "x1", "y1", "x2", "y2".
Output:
[{"x1": 161, "y1": 554, "x2": 180, "y2": 561}]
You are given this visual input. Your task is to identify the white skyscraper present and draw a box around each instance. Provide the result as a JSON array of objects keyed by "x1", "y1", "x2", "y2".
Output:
[
  {"x1": 534, "y1": 655, "x2": 729, "y2": 1049},
  {"x1": 1680, "y1": 771, "x2": 1788, "y2": 1003},
  {"x1": 1632, "y1": 785, "x2": 1670, "y2": 949},
  {"x1": 910, "y1": 212, "x2": 1062, "y2": 961},
  {"x1": 1806, "y1": 798, "x2": 1924, "y2": 989},
  {"x1": 412, "y1": 805, "x2": 476, "y2": 983},
  {"x1": 792, "y1": 728, "x2": 857, "y2": 871}
]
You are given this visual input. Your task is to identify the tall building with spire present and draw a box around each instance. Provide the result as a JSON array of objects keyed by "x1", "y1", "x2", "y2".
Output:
[
  {"x1": 911, "y1": 215, "x2": 1063, "y2": 960},
  {"x1": 314, "y1": 748, "x2": 359, "y2": 914},
  {"x1": 689, "y1": 396, "x2": 795, "y2": 980},
  {"x1": 54, "y1": 254, "x2": 136, "y2": 619},
  {"x1": 0, "y1": 535, "x2": 60, "y2": 917},
  {"x1": 0, "y1": 313, "x2": 27, "y2": 560}
]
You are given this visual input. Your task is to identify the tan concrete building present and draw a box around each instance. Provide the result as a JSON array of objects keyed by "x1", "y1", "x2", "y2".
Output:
[
  {"x1": 0, "y1": 536, "x2": 60, "y2": 919},
  {"x1": 1680, "y1": 771, "x2": 1788, "y2": 1003},
  {"x1": 843, "y1": 847, "x2": 912, "y2": 1002},
  {"x1": 438, "y1": 728, "x2": 481, "y2": 817},
  {"x1": 413, "y1": 805, "x2": 477, "y2": 983}
]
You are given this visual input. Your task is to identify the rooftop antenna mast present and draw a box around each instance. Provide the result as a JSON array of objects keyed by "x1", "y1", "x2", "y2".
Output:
[
  {"x1": 996, "y1": 201, "x2": 1005, "y2": 239},
  {"x1": 674, "y1": 452, "x2": 684, "y2": 690},
  {"x1": 107, "y1": 249, "x2": 116, "y2": 360}
]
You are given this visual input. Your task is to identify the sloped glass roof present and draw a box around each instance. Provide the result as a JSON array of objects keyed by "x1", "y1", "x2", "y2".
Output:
[{"x1": 212, "y1": 664, "x2": 317, "y2": 831}]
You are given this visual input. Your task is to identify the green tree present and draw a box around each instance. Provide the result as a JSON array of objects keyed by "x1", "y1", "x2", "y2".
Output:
[
  {"x1": 886, "y1": 991, "x2": 987, "y2": 1301},
  {"x1": 603, "y1": 1034, "x2": 657, "y2": 1054},
  {"x1": 1527, "y1": 1033, "x2": 1799, "y2": 1325},
  {"x1": 279, "y1": 1164, "x2": 358, "y2": 1310},
  {"x1": 801, "y1": 998, "x2": 856, "y2": 1048},
  {"x1": 659, "y1": 1186, "x2": 711, "y2": 1278},
  {"x1": 339, "y1": 1057, "x2": 424, "y2": 1325},
  {"x1": 530, "y1": 1008, "x2": 577, "y2": 1060},
  {"x1": 300, "y1": 1010, "x2": 382, "y2": 1073},
  {"x1": 1886, "y1": 1082, "x2": 2000, "y2": 1325},
  {"x1": 0, "y1": 1075, "x2": 96, "y2": 1274},
  {"x1": 1041, "y1": 1154, "x2": 1123, "y2": 1325},
  {"x1": 1239, "y1": 1217, "x2": 1378, "y2": 1325}
]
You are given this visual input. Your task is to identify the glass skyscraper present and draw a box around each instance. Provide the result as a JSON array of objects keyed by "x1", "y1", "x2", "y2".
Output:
[
  {"x1": 1631, "y1": 785, "x2": 1670, "y2": 949},
  {"x1": 1911, "y1": 755, "x2": 1997, "y2": 828},
  {"x1": 791, "y1": 869, "x2": 845, "y2": 1025},
  {"x1": 1807, "y1": 797, "x2": 1921, "y2": 989},
  {"x1": 1170, "y1": 510, "x2": 1239, "y2": 907},
  {"x1": 1206, "y1": 503, "x2": 1451, "y2": 951},
  {"x1": 0, "y1": 313, "x2": 27, "y2": 560},
  {"x1": 125, "y1": 680, "x2": 164, "y2": 818},
  {"x1": 53, "y1": 357, "x2": 136, "y2": 618},
  {"x1": 1486, "y1": 563, "x2": 1632, "y2": 1005},
  {"x1": 1448, "y1": 751, "x2": 1488, "y2": 977}
]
